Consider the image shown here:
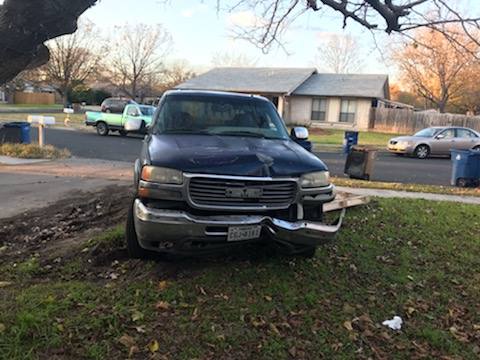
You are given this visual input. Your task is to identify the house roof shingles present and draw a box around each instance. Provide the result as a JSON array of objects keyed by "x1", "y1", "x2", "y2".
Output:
[
  {"x1": 175, "y1": 67, "x2": 317, "y2": 95},
  {"x1": 292, "y1": 73, "x2": 389, "y2": 99},
  {"x1": 176, "y1": 68, "x2": 389, "y2": 99}
]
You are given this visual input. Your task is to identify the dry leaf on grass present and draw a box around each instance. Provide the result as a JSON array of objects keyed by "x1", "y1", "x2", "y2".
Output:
[
  {"x1": 119, "y1": 334, "x2": 136, "y2": 348},
  {"x1": 158, "y1": 281, "x2": 168, "y2": 291},
  {"x1": 343, "y1": 320, "x2": 354, "y2": 332},
  {"x1": 148, "y1": 339, "x2": 160, "y2": 353},
  {"x1": 0, "y1": 281, "x2": 12, "y2": 288},
  {"x1": 155, "y1": 301, "x2": 170, "y2": 311}
]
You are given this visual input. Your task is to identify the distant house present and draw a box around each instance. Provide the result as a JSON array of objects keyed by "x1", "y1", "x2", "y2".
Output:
[{"x1": 176, "y1": 67, "x2": 402, "y2": 130}]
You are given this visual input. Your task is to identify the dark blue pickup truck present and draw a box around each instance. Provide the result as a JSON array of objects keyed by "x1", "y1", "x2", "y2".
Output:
[{"x1": 126, "y1": 90, "x2": 344, "y2": 258}]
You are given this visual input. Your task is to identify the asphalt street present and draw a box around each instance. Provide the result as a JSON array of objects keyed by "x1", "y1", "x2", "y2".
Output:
[{"x1": 33, "y1": 128, "x2": 453, "y2": 186}]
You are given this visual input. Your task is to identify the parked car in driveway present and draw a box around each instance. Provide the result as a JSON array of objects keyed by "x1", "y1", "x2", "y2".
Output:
[
  {"x1": 86, "y1": 104, "x2": 155, "y2": 136},
  {"x1": 388, "y1": 127, "x2": 480, "y2": 159},
  {"x1": 101, "y1": 97, "x2": 136, "y2": 114},
  {"x1": 125, "y1": 90, "x2": 344, "y2": 258}
]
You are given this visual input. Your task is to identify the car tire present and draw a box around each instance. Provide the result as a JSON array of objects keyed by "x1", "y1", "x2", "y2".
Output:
[
  {"x1": 119, "y1": 130, "x2": 128, "y2": 137},
  {"x1": 126, "y1": 197, "x2": 148, "y2": 259},
  {"x1": 473, "y1": 145, "x2": 480, "y2": 151},
  {"x1": 414, "y1": 144, "x2": 430, "y2": 159},
  {"x1": 96, "y1": 121, "x2": 109, "y2": 136},
  {"x1": 105, "y1": 109, "x2": 112, "y2": 113}
]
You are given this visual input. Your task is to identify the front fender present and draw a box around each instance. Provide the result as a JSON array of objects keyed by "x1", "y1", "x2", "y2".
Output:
[{"x1": 134, "y1": 159, "x2": 141, "y2": 187}]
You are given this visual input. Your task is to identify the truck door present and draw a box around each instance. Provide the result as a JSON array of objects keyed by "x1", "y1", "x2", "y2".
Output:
[{"x1": 124, "y1": 105, "x2": 142, "y2": 126}]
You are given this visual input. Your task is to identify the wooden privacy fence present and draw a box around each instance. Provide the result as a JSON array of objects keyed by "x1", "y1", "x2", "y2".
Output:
[
  {"x1": 14, "y1": 92, "x2": 55, "y2": 105},
  {"x1": 372, "y1": 107, "x2": 480, "y2": 134}
]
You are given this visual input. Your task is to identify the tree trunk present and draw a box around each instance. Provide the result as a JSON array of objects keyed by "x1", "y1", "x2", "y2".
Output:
[
  {"x1": 0, "y1": 0, "x2": 96, "y2": 85},
  {"x1": 62, "y1": 93, "x2": 69, "y2": 108}
]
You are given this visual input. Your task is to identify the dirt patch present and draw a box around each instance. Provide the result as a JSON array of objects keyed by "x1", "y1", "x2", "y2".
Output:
[
  {"x1": 0, "y1": 185, "x2": 278, "y2": 283},
  {"x1": 0, "y1": 185, "x2": 132, "y2": 263}
]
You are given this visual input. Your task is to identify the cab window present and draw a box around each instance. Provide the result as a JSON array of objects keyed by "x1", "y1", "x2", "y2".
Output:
[
  {"x1": 126, "y1": 106, "x2": 139, "y2": 116},
  {"x1": 439, "y1": 129, "x2": 455, "y2": 139}
]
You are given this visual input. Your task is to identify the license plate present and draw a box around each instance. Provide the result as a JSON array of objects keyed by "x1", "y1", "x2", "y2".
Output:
[{"x1": 227, "y1": 225, "x2": 262, "y2": 242}]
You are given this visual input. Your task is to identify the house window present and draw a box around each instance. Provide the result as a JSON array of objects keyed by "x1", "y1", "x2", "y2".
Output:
[
  {"x1": 311, "y1": 98, "x2": 327, "y2": 121},
  {"x1": 339, "y1": 99, "x2": 356, "y2": 123}
]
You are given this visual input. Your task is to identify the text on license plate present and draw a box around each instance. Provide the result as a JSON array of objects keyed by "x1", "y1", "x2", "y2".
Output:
[{"x1": 227, "y1": 225, "x2": 262, "y2": 242}]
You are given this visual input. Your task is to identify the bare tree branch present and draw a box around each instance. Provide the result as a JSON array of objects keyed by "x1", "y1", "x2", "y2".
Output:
[
  {"x1": 228, "y1": 1, "x2": 480, "y2": 53},
  {"x1": 314, "y1": 34, "x2": 364, "y2": 73},
  {"x1": 107, "y1": 24, "x2": 173, "y2": 102}
]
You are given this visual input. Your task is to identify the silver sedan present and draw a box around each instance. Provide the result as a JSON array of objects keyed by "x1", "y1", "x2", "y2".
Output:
[{"x1": 387, "y1": 127, "x2": 480, "y2": 159}]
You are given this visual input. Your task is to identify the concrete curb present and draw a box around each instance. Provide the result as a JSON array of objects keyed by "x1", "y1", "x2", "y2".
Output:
[
  {"x1": 336, "y1": 186, "x2": 480, "y2": 205},
  {"x1": 0, "y1": 156, "x2": 52, "y2": 165}
]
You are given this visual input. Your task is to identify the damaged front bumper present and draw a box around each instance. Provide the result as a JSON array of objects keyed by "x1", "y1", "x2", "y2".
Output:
[{"x1": 133, "y1": 199, "x2": 345, "y2": 254}]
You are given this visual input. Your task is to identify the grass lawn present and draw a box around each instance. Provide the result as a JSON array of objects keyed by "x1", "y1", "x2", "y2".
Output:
[
  {"x1": 333, "y1": 177, "x2": 480, "y2": 198},
  {"x1": 0, "y1": 143, "x2": 71, "y2": 159},
  {"x1": 0, "y1": 112, "x2": 85, "y2": 126},
  {"x1": 0, "y1": 104, "x2": 63, "y2": 109},
  {"x1": 309, "y1": 129, "x2": 400, "y2": 148},
  {"x1": 1, "y1": 199, "x2": 479, "y2": 359}
]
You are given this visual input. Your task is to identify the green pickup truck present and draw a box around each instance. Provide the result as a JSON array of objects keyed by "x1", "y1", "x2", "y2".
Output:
[{"x1": 85, "y1": 104, "x2": 156, "y2": 136}]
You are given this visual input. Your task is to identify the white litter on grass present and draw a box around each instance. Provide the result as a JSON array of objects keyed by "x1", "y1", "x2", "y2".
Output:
[{"x1": 382, "y1": 316, "x2": 403, "y2": 330}]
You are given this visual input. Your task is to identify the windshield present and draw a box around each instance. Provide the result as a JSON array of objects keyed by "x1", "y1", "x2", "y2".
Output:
[
  {"x1": 152, "y1": 95, "x2": 289, "y2": 140},
  {"x1": 414, "y1": 128, "x2": 442, "y2": 137},
  {"x1": 140, "y1": 106, "x2": 155, "y2": 116}
]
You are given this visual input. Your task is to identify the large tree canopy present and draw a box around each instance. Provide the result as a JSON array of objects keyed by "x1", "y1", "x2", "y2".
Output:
[
  {"x1": 0, "y1": 0, "x2": 479, "y2": 84},
  {"x1": 0, "y1": 0, "x2": 95, "y2": 84}
]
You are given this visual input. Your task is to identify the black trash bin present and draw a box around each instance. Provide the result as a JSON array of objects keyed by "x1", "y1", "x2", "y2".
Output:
[
  {"x1": 344, "y1": 146, "x2": 377, "y2": 180},
  {"x1": 0, "y1": 122, "x2": 31, "y2": 144}
]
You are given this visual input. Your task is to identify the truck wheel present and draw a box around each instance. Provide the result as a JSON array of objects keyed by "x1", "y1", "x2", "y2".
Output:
[
  {"x1": 96, "y1": 121, "x2": 109, "y2": 136},
  {"x1": 119, "y1": 130, "x2": 128, "y2": 137},
  {"x1": 126, "y1": 198, "x2": 148, "y2": 259},
  {"x1": 414, "y1": 144, "x2": 430, "y2": 159}
]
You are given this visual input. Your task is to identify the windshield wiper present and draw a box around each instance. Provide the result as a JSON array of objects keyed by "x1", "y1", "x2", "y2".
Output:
[
  {"x1": 160, "y1": 129, "x2": 213, "y2": 136},
  {"x1": 215, "y1": 131, "x2": 270, "y2": 139}
]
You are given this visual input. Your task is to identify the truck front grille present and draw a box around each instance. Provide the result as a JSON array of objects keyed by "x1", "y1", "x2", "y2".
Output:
[{"x1": 188, "y1": 177, "x2": 297, "y2": 210}]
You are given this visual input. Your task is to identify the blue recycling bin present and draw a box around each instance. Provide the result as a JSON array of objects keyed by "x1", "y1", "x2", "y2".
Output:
[
  {"x1": 4, "y1": 122, "x2": 31, "y2": 144},
  {"x1": 343, "y1": 131, "x2": 359, "y2": 154},
  {"x1": 451, "y1": 149, "x2": 480, "y2": 187}
]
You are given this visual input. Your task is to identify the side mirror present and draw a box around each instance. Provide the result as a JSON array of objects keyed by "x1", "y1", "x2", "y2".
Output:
[
  {"x1": 291, "y1": 127, "x2": 309, "y2": 140},
  {"x1": 124, "y1": 118, "x2": 142, "y2": 132},
  {"x1": 436, "y1": 134, "x2": 446, "y2": 140}
]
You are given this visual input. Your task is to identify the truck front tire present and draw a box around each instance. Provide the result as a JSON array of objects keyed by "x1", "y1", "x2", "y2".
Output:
[{"x1": 96, "y1": 121, "x2": 109, "y2": 136}]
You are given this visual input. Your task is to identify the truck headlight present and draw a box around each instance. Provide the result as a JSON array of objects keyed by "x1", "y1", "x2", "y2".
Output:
[
  {"x1": 300, "y1": 171, "x2": 330, "y2": 188},
  {"x1": 141, "y1": 166, "x2": 183, "y2": 184}
]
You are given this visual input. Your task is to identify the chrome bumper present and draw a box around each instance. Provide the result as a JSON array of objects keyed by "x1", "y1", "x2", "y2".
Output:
[{"x1": 133, "y1": 199, "x2": 345, "y2": 254}]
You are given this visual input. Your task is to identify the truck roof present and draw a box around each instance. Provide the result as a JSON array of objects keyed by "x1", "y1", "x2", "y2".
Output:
[{"x1": 163, "y1": 89, "x2": 270, "y2": 102}]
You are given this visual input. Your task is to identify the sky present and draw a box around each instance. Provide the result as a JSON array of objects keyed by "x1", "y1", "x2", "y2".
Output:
[{"x1": 81, "y1": 0, "x2": 477, "y2": 79}]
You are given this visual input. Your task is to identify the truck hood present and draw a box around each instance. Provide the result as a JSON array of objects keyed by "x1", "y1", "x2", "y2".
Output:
[{"x1": 147, "y1": 134, "x2": 328, "y2": 177}]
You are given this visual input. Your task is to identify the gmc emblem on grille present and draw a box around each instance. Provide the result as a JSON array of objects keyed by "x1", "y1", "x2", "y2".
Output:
[{"x1": 225, "y1": 187, "x2": 263, "y2": 199}]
